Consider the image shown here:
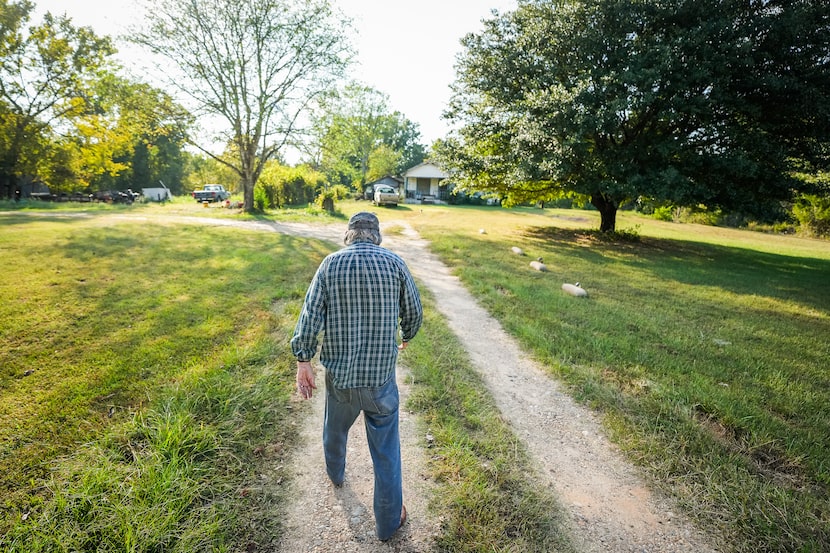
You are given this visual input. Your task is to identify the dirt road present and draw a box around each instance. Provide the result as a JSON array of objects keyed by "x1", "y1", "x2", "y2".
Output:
[{"x1": 147, "y1": 215, "x2": 721, "y2": 552}]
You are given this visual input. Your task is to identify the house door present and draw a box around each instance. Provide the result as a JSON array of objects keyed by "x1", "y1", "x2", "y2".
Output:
[{"x1": 416, "y1": 178, "x2": 431, "y2": 196}]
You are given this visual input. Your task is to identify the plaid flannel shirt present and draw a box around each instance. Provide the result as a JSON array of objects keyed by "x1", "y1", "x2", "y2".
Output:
[{"x1": 290, "y1": 241, "x2": 423, "y2": 388}]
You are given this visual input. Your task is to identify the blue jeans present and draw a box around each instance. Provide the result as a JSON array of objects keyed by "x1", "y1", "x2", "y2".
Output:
[{"x1": 323, "y1": 371, "x2": 403, "y2": 540}]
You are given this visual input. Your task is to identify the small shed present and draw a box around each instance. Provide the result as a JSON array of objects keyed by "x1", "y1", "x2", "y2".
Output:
[
  {"x1": 402, "y1": 161, "x2": 450, "y2": 203},
  {"x1": 141, "y1": 187, "x2": 172, "y2": 202},
  {"x1": 8, "y1": 178, "x2": 50, "y2": 200}
]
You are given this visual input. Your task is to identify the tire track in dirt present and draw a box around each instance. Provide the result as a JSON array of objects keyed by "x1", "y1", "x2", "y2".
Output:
[
  {"x1": 276, "y1": 365, "x2": 440, "y2": 553},
  {"x1": 380, "y1": 222, "x2": 720, "y2": 553}
]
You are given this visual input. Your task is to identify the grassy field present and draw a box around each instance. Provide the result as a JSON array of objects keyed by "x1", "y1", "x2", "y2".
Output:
[
  {"x1": 0, "y1": 200, "x2": 574, "y2": 552},
  {"x1": 2, "y1": 198, "x2": 829, "y2": 551},
  {"x1": 376, "y1": 203, "x2": 830, "y2": 552},
  {"x1": 0, "y1": 208, "x2": 327, "y2": 549}
]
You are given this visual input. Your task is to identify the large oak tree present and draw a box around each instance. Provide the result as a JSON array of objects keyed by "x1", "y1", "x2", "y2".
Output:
[
  {"x1": 132, "y1": 0, "x2": 352, "y2": 211},
  {"x1": 438, "y1": 0, "x2": 830, "y2": 231}
]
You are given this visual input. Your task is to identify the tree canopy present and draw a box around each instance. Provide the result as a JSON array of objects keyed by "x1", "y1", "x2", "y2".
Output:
[
  {"x1": 132, "y1": 0, "x2": 352, "y2": 211},
  {"x1": 79, "y1": 74, "x2": 191, "y2": 194},
  {"x1": 0, "y1": 1, "x2": 191, "y2": 197},
  {"x1": 309, "y1": 82, "x2": 426, "y2": 189},
  {"x1": 438, "y1": 0, "x2": 830, "y2": 231},
  {"x1": 0, "y1": 0, "x2": 114, "y2": 197}
]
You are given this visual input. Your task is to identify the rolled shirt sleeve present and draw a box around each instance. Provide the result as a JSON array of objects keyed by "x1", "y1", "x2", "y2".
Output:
[
  {"x1": 290, "y1": 263, "x2": 328, "y2": 362},
  {"x1": 399, "y1": 264, "x2": 422, "y2": 342}
]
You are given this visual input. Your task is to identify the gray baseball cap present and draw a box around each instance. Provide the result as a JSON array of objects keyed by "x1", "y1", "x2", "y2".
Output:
[{"x1": 348, "y1": 211, "x2": 379, "y2": 230}]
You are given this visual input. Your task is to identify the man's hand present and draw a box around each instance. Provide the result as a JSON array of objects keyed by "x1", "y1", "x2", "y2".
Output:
[
  {"x1": 296, "y1": 361, "x2": 317, "y2": 399},
  {"x1": 398, "y1": 341, "x2": 409, "y2": 351}
]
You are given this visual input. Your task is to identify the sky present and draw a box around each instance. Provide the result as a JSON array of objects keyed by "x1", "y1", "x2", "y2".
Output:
[{"x1": 34, "y1": 0, "x2": 518, "y2": 148}]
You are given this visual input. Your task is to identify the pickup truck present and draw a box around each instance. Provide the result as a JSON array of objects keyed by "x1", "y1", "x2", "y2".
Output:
[
  {"x1": 373, "y1": 185, "x2": 399, "y2": 207},
  {"x1": 192, "y1": 184, "x2": 231, "y2": 203}
]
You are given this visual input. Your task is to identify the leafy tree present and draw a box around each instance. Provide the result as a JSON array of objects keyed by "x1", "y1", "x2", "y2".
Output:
[
  {"x1": 315, "y1": 83, "x2": 391, "y2": 188},
  {"x1": 367, "y1": 143, "x2": 402, "y2": 183},
  {"x1": 182, "y1": 151, "x2": 238, "y2": 193},
  {"x1": 0, "y1": 0, "x2": 114, "y2": 197},
  {"x1": 439, "y1": 0, "x2": 830, "y2": 231},
  {"x1": 92, "y1": 75, "x2": 191, "y2": 193},
  {"x1": 132, "y1": 0, "x2": 352, "y2": 211},
  {"x1": 311, "y1": 82, "x2": 426, "y2": 187},
  {"x1": 144, "y1": 134, "x2": 187, "y2": 194},
  {"x1": 67, "y1": 107, "x2": 131, "y2": 189},
  {"x1": 40, "y1": 73, "x2": 190, "y2": 194},
  {"x1": 376, "y1": 110, "x2": 427, "y2": 176}
]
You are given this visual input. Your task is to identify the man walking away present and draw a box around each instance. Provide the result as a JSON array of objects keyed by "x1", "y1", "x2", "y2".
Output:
[{"x1": 291, "y1": 211, "x2": 423, "y2": 541}]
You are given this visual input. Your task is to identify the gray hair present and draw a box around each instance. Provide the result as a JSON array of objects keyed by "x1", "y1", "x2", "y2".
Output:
[{"x1": 344, "y1": 228, "x2": 382, "y2": 246}]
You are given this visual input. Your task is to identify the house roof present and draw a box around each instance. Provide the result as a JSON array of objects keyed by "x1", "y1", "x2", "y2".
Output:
[
  {"x1": 402, "y1": 161, "x2": 449, "y2": 179},
  {"x1": 365, "y1": 175, "x2": 403, "y2": 187}
]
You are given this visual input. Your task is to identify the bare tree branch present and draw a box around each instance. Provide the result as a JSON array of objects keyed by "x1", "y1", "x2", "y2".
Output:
[{"x1": 131, "y1": 0, "x2": 353, "y2": 210}]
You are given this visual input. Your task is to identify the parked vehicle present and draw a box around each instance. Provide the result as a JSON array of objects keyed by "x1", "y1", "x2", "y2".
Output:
[
  {"x1": 91, "y1": 190, "x2": 136, "y2": 204},
  {"x1": 373, "y1": 185, "x2": 399, "y2": 207},
  {"x1": 192, "y1": 184, "x2": 231, "y2": 202}
]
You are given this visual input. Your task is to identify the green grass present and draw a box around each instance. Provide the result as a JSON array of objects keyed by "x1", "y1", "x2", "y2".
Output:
[
  {"x1": 0, "y1": 211, "x2": 331, "y2": 549},
  {"x1": 4, "y1": 200, "x2": 829, "y2": 551},
  {"x1": 1, "y1": 204, "x2": 572, "y2": 552},
  {"x1": 389, "y1": 203, "x2": 830, "y2": 553}
]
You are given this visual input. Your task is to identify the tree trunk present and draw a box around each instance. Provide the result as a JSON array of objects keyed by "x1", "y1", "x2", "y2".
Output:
[
  {"x1": 0, "y1": 172, "x2": 14, "y2": 199},
  {"x1": 1, "y1": 132, "x2": 24, "y2": 199},
  {"x1": 590, "y1": 192, "x2": 618, "y2": 232},
  {"x1": 243, "y1": 178, "x2": 255, "y2": 211},
  {"x1": 240, "y1": 142, "x2": 257, "y2": 212}
]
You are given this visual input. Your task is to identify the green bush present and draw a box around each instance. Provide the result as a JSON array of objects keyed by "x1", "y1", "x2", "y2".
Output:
[
  {"x1": 793, "y1": 194, "x2": 830, "y2": 237},
  {"x1": 328, "y1": 184, "x2": 351, "y2": 200},
  {"x1": 679, "y1": 206, "x2": 724, "y2": 226},
  {"x1": 314, "y1": 189, "x2": 336, "y2": 212},
  {"x1": 652, "y1": 205, "x2": 675, "y2": 222},
  {"x1": 312, "y1": 184, "x2": 355, "y2": 213},
  {"x1": 255, "y1": 163, "x2": 327, "y2": 208},
  {"x1": 254, "y1": 185, "x2": 268, "y2": 211}
]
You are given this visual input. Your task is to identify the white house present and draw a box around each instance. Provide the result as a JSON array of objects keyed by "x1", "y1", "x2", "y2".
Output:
[{"x1": 402, "y1": 161, "x2": 450, "y2": 203}]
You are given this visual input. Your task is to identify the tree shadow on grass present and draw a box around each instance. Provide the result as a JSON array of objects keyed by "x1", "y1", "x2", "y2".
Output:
[{"x1": 523, "y1": 225, "x2": 830, "y2": 312}]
